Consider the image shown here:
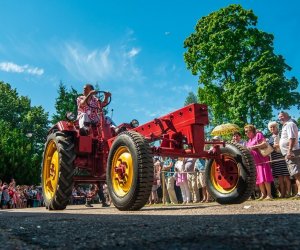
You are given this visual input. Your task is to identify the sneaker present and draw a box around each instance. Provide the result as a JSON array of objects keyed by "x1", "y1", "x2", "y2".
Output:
[
  {"x1": 85, "y1": 203, "x2": 93, "y2": 207},
  {"x1": 293, "y1": 193, "x2": 300, "y2": 199},
  {"x1": 102, "y1": 203, "x2": 110, "y2": 207},
  {"x1": 265, "y1": 196, "x2": 273, "y2": 201},
  {"x1": 258, "y1": 196, "x2": 266, "y2": 201}
]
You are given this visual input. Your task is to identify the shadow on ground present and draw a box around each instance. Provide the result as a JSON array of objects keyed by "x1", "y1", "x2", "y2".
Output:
[{"x1": 0, "y1": 208, "x2": 299, "y2": 249}]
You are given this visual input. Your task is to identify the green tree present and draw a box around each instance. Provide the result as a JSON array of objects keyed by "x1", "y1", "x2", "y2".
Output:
[
  {"x1": 52, "y1": 82, "x2": 79, "y2": 124},
  {"x1": 0, "y1": 81, "x2": 49, "y2": 184},
  {"x1": 184, "y1": 4, "x2": 300, "y2": 128},
  {"x1": 184, "y1": 92, "x2": 198, "y2": 106}
]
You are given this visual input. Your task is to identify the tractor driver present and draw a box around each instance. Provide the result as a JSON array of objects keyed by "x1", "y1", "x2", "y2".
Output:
[{"x1": 77, "y1": 83, "x2": 111, "y2": 135}]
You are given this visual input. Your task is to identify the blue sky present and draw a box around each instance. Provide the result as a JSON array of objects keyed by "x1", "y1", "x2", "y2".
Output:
[{"x1": 0, "y1": 0, "x2": 299, "y2": 125}]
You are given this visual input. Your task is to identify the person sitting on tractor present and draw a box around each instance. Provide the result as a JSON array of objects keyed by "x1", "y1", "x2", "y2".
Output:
[{"x1": 77, "y1": 83, "x2": 111, "y2": 135}]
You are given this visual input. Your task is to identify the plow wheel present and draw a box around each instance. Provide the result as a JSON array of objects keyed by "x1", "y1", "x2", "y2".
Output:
[
  {"x1": 107, "y1": 131, "x2": 153, "y2": 211},
  {"x1": 41, "y1": 131, "x2": 75, "y2": 210},
  {"x1": 205, "y1": 142, "x2": 256, "y2": 204}
]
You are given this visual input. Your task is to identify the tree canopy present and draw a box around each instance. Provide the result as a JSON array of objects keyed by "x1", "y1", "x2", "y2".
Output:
[
  {"x1": 184, "y1": 4, "x2": 300, "y2": 129},
  {"x1": 184, "y1": 92, "x2": 198, "y2": 106},
  {"x1": 51, "y1": 82, "x2": 79, "y2": 124},
  {"x1": 0, "y1": 81, "x2": 49, "y2": 184}
]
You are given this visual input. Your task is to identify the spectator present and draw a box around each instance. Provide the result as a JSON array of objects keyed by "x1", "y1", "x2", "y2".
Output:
[
  {"x1": 268, "y1": 121, "x2": 291, "y2": 198},
  {"x1": 278, "y1": 111, "x2": 300, "y2": 198},
  {"x1": 1, "y1": 183, "x2": 10, "y2": 209},
  {"x1": 8, "y1": 183, "x2": 16, "y2": 208},
  {"x1": 102, "y1": 184, "x2": 111, "y2": 205},
  {"x1": 162, "y1": 157, "x2": 178, "y2": 204},
  {"x1": 85, "y1": 184, "x2": 99, "y2": 207},
  {"x1": 149, "y1": 159, "x2": 161, "y2": 204},
  {"x1": 185, "y1": 158, "x2": 200, "y2": 203},
  {"x1": 174, "y1": 157, "x2": 190, "y2": 204},
  {"x1": 232, "y1": 131, "x2": 246, "y2": 146},
  {"x1": 245, "y1": 124, "x2": 274, "y2": 200},
  {"x1": 0, "y1": 179, "x2": 2, "y2": 208},
  {"x1": 85, "y1": 184, "x2": 110, "y2": 207},
  {"x1": 196, "y1": 159, "x2": 210, "y2": 202}
]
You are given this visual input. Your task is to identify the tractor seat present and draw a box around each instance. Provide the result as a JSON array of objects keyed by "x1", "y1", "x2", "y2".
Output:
[{"x1": 79, "y1": 126, "x2": 90, "y2": 136}]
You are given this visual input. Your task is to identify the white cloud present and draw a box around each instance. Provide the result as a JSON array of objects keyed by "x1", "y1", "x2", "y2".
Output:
[
  {"x1": 154, "y1": 63, "x2": 177, "y2": 77},
  {"x1": 133, "y1": 106, "x2": 176, "y2": 119},
  {"x1": 59, "y1": 41, "x2": 143, "y2": 83},
  {"x1": 0, "y1": 61, "x2": 44, "y2": 75},
  {"x1": 171, "y1": 84, "x2": 193, "y2": 93},
  {"x1": 61, "y1": 43, "x2": 112, "y2": 81},
  {"x1": 127, "y1": 47, "x2": 140, "y2": 58},
  {"x1": 27, "y1": 67, "x2": 44, "y2": 75}
]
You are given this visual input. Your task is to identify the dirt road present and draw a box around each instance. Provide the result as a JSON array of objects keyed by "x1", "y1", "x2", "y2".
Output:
[{"x1": 1, "y1": 199, "x2": 299, "y2": 249}]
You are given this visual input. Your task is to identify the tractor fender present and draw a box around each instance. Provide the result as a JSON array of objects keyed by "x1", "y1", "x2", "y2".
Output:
[{"x1": 48, "y1": 121, "x2": 77, "y2": 135}]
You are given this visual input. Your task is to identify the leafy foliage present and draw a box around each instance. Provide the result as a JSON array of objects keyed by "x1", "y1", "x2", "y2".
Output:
[
  {"x1": 184, "y1": 92, "x2": 198, "y2": 106},
  {"x1": 184, "y1": 4, "x2": 300, "y2": 129},
  {"x1": 51, "y1": 82, "x2": 79, "y2": 124},
  {"x1": 0, "y1": 81, "x2": 49, "y2": 184}
]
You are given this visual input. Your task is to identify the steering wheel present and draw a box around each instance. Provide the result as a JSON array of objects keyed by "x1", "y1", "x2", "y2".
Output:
[
  {"x1": 96, "y1": 91, "x2": 111, "y2": 107},
  {"x1": 87, "y1": 91, "x2": 112, "y2": 109}
]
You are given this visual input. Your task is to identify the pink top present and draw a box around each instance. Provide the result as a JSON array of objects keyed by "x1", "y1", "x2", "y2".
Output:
[
  {"x1": 246, "y1": 132, "x2": 273, "y2": 184},
  {"x1": 77, "y1": 95, "x2": 99, "y2": 123}
]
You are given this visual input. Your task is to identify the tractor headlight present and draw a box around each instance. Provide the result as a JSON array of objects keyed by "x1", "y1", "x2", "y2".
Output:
[
  {"x1": 66, "y1": 112, "x2": 76, "y2": 121},
  {"x1": 130, "y1": 119, "x2": 139, "y2": 128}
]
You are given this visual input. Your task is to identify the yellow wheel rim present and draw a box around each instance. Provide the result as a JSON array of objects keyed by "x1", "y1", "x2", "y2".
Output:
[
  {"x1": 210, "y1": 154, "x2": 239, "y2": 193},
  {"x1": 111, "y1": 146, "x2": 134, "y2": 197},
  {"x1": 42, "y1": 140, "x2": 59, "y2": 200}
]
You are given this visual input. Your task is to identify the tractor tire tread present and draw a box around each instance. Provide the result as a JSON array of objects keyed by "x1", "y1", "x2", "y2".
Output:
[{"x1": 42, "y1": 131, "x2": 75, "y2": 210}]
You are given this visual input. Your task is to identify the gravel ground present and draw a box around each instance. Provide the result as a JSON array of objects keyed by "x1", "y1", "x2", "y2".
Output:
[{"x1": 0, "y1": 199, "x2": 300, "y2": 249}]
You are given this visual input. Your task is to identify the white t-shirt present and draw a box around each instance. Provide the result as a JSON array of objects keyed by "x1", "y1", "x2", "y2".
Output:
[
  {"x1": 279, "y1": 120, "x2": 299, "y2": 155},
  {"x1": 174, "y1": 160, "x2": 184, "y2": 172}
]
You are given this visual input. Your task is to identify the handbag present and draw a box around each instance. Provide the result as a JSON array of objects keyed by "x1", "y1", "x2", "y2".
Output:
[{"x1": 258, "y1": 142, "x2": 274, "y2": 157}]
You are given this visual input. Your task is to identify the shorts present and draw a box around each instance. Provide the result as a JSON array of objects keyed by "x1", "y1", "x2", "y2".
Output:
[{"x1": 285, "y1": 149, "x2": 300, "y2": 176}]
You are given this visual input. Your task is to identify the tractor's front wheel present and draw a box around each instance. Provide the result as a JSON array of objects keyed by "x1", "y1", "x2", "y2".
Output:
[
  {"x1": 41, "y1": 131, "x2": 75, "y2": 210},
  {"x1": 107, "y1": 131, "x2": 153, "y2": 211},
  {"x1": 205, "y1": 142, "x2": 256, "y2": 204}
]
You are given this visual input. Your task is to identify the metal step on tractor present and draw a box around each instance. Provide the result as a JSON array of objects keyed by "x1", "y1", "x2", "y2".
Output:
[{"x1": 41, "y1": 91, "x2": 256, "y2": 211}]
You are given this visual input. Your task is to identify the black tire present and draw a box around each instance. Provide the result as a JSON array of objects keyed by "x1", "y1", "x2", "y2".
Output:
[
  {"x1": 205, "y1": 142, "x2": 256, "y2": 204},
  {"x1": 41, "y1": 131, "x2": 75, "y2": 210},
  {"x1": 107, "y1": 131, "x2": 153, "y2": 211}
]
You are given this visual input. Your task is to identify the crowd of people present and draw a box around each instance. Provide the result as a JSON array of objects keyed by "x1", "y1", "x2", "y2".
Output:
[
  {"x1": 0, "y1": 179, "x2": 111, "y2": 209},
  {"x1": 148, "y1": 111, "x2": 300, "y2": 204},
  {"x1": 242, "y1": 111, "x2": 300, "y2": 200},
  {"x1": 0, "y1": 179, "x2": 43, "y2": 209},
  {"x1": 148, "y1": 156, "x2": 213, "y2": 205}
]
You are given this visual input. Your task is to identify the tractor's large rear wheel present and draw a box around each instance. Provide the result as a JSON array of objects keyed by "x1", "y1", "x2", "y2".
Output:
[
  {"x1": 41, "y1": 131, "x2": 75, "y2": 210},
  {"x1": 205, "y1": 142, "x2": 256, "y2": 204},
  {"x1": 107, "y1": 131, "x2": 153, "y2": 211}
]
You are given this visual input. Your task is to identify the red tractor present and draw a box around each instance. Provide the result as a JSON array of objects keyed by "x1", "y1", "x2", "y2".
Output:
[{"x1": 41, "y1": 91, "x2": 255, "y2": 211}]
